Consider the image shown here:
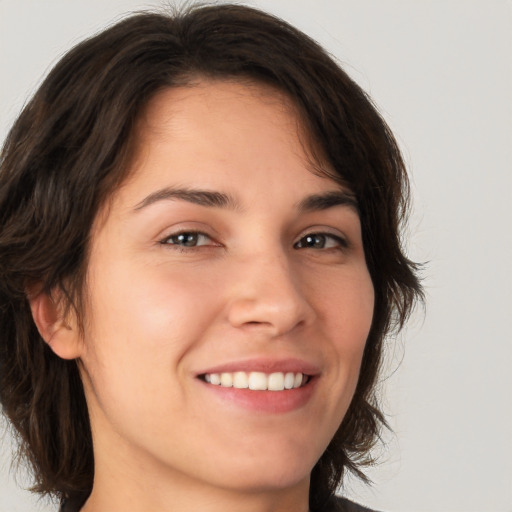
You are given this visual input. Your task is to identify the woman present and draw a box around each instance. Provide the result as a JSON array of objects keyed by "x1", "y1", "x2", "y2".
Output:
[{"x1": 0, "y1": 4, "x2": 422, "y2": 512}]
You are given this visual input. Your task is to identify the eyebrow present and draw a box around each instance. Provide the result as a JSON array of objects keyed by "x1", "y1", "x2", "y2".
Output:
[
  {"x1": 297, "y1": 190, "x2": 359, "y2": 214},
  {"x1": 133, "y1": 187, "x2": 240, "y2": 211},
  {"x1": 133, "y1": 186, "x2": 358, "y2": 214}
]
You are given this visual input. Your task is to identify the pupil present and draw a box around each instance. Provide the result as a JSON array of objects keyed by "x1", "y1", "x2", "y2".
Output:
[
  {"x1": 177, "y1": 233, "x2": 197, "y2": 246},
  {"x1": 305, "y1": 234, "x2": 325, "y2": 248}
]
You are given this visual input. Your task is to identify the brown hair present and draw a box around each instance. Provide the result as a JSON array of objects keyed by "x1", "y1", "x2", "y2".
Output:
[{"x1": 0, "y1": 4, "x2": 422, "y2": 510}]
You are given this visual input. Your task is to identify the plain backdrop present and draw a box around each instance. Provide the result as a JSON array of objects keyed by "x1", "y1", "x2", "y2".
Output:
[{"x1": 1, "y1": 1, "x2": 511, "y2": 511}]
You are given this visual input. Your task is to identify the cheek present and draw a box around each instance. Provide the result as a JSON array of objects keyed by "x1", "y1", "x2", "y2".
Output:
[
  {"x1": 79, "y1": 263, "x2": 229, "y2": 441},
  {"x1": 319, "y1": 268, "x2": 374, "y2": 390},
  {"x1": 80, "y1": 261, "x2": 221, "y2": 394},
  {"x1": 88, "y1": 258, "x2": 220, "y2": 341},
  {"x1": 315, "y1": 265, "x2": 374, "y2": 343}
]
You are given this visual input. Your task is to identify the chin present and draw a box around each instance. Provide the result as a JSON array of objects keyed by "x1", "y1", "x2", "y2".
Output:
[
  {"x1": 224, "y1": 467, "x2": 311, "y2": 494},
  {"x1": 200, "y1": 445, "x2": 318, "y2": 494}
]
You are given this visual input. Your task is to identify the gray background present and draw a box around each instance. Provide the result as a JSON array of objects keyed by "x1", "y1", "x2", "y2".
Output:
[{"x1": 1, "y1": 1, "x2": 511, "y2": 511}]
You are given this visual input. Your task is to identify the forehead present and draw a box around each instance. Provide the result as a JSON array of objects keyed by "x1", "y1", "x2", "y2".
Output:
[
  {"x1": 119, "y1": 80, "x2": 340, "y2": 199},
  {"x1": 90, "y1": 79, "x2": 358, "y2": 246},
  {"x1": 141, "y1": 79, "x2": 298, "y2": 130},
  {"x1": 136, "y1": 80, "x2": 307, "y2": 161}
]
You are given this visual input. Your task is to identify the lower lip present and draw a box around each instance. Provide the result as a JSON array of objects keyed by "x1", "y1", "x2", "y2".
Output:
[{"x1": 198, "y1": 378, "x2": 318, "y2": 414}]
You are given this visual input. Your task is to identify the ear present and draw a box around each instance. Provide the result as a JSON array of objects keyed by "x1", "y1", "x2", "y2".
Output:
[{"x1": 28, "y1": 289, "x2": 83, "y2": 360}]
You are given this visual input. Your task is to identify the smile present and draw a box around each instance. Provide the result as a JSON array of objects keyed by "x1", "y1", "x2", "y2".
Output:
[{"x1": 202, "y1": 371, "x2": 309, "y2": 391}]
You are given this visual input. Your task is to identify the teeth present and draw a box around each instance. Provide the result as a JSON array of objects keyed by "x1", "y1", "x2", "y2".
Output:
[
  {"x1": 249, "y1": 372, "x2": 267, "y2": 390},
  {"x1": 203, "y1": 371, "x2": 307, "y2": 391},
  {"x1": 267, "y1": 372, "x2": 284, "y2": 391},
  {"x1": 209, "y1": 373, "x2": 221, "y2": 385},
  {"x1": 284, "y1": 372, "x2": 295, "y2": 389},
  {"x1": 220, "y1": 373, "x2": 233, "y2": 387},
  {"x1": 233, "y1": 371, "x2": 249, "y2": 388}
]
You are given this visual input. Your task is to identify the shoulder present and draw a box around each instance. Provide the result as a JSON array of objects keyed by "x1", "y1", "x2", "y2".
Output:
[{"x1": 325, "y1": 495, "x2": 383, "y2": 512}]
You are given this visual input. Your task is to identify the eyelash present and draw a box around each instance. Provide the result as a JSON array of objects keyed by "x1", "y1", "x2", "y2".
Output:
[
  {"x1": 159, "y1": 230, "x2": 348, "y2": 251},
  {"x1": 293, "y1": 232, "x2": 348, "y2": 251},
  {"x1": 160, "y1": 231, "x2": 216, "y2": 250}
]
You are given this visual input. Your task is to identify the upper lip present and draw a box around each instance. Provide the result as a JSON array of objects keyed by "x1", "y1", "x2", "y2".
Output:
[{"x1": 195, "y1": 357, "x2": 321, "y2": 377}]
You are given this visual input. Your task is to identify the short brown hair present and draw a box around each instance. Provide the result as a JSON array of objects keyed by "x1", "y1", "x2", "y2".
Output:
[{"x1": 0, "y1": 4, "x2": 422, "y2": 510}]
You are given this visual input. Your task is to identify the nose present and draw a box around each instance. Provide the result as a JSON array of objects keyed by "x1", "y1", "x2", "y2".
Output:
[{"x1": 226, "y1": 251, "x2": 315, "y2": 338}]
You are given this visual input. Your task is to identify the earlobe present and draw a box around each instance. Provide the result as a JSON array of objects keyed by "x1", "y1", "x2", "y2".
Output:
[{"x1": 28, "y1": 290, "x2": 83, "y2": 360}]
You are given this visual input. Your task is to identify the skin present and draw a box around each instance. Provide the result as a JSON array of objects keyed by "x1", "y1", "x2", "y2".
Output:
[{"x1": 33, "y1": 81, "x2": 374, "y2": 512}]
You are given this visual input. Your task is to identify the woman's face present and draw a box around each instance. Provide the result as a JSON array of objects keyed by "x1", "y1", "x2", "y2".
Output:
[{"x1": 76, "y1": 81, "x2": 374, "y2": 499}]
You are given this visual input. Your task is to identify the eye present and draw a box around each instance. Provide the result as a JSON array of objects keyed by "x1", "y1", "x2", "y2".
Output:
[
  {"x1": 161, "y1": 231, "x2": 214, "y2": 248},
  {"x1": 294, "y1": 233, "x2": 347, "y2": 250}
]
